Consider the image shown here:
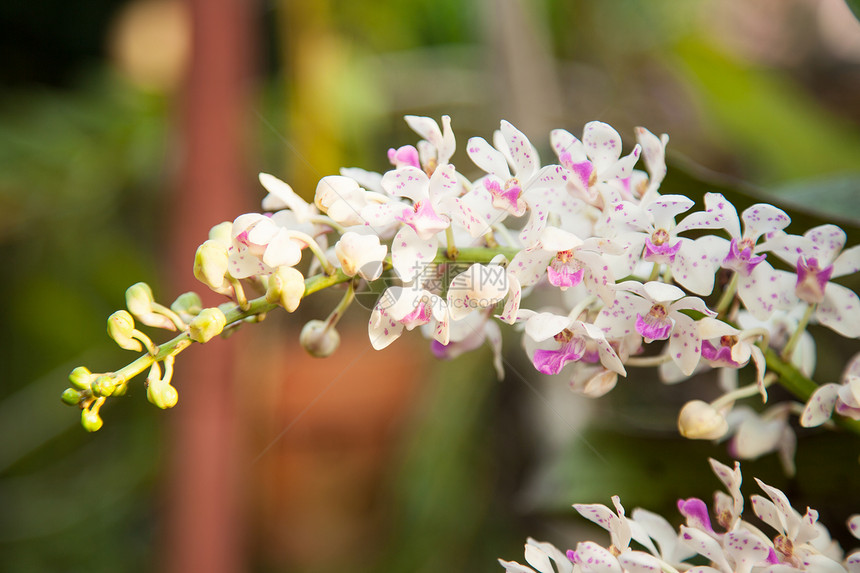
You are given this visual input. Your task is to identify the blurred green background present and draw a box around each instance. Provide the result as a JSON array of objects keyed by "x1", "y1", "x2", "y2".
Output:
[{"x1": 2, "y1": 0, "x2": 860, "y2": 572}]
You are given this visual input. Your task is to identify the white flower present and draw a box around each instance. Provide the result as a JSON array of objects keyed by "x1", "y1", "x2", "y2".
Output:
[
  {"x1": 674, "y1": 193, "x2": 794, "y2": 319},
  {"x1": 367, "y1": 286, "x2": 448, "y2": 350},
  {"x1": 523, "y1": 311, "x2": 626, "y2": 376},
  {"x1": 596, "y1": 281, "x2": 715, "y2": 375},
  {"x1": 763, "y1": 224, "x2": 860, "y2": 337},
  {"x1": 446, "y1": 258, "x2": 510, "y2": 322},
  {"x1": 228, "y1": 212, "x2": 306, "y2": 279}
]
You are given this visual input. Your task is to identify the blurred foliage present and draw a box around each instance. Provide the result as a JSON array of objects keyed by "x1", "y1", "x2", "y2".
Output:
[{"x1": 0, "y1": 71, "x2": 170, "y2": 572}]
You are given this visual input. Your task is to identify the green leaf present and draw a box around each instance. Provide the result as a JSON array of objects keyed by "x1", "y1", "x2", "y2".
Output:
[{"x1": 846, "y1": 0, "x2": 860, "y2": 21}]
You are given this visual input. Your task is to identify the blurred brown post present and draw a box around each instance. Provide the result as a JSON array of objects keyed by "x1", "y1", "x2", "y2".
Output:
[{"x1": 163, "y1": 0, "x2": 255, "y2": 571}]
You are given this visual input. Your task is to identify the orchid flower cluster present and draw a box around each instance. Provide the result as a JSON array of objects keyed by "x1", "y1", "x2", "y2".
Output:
[
  {"x1": 61, "y1": 114, "x2": 860, "y2": 476},
  {"x1": 500, "y1": 458, "x2": 860, "y2": 573}
]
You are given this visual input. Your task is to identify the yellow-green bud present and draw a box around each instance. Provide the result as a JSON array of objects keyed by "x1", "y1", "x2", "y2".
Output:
[
  {"x1": 91, "y1": 374, "x2": 119, "y2": 397},
  {"x1": 61, "y1": 388, "x2": 83, "y2": 405},
  {"x1": 82, "y1": 409, "x2": 103, "y2": 432},
  {"x1": 194, "y1": 240, "x2": 230, "y2": 291},
  {"x1": 126, "y1": 282, "x2": 175, "y2": 330},
  {"x1": 188, "y1": 307, "x2": 227, "y2": 343},
  {"x1": 171, "y1": 292, "x2": 203, "y2": 323},
  {"x1": 126, "y1": 282, "x2": 155, "y2": 315},
  {"x1": 265, "y1": 266, "x2": 305, "y2": 312},
  {"x1": 299, "y1": 320, "x2": 340, "y2": 358},
  {"x1": 69, "y1": 366, "x2": 95, "y2": 390},
  {"x1": 208, "y1": 221, "x2": 232, "y2": 244},
  {"x1": 678, "y1": 400, "x2": 729, "y2": 440},
  {"x1": 107, "y1": 310, "x2": 142, "y2": 351},
  {"x1": 147, "y1": 380, "x2": 179, "y2": 409}
]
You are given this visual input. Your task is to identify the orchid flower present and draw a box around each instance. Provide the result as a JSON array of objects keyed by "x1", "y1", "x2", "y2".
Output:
[
  {"x1": 597, "y1": 281, "x2": 715, "y2": 375},
  {"x1": 762, "y1": 224, "x2": 860, "y2": 338}
]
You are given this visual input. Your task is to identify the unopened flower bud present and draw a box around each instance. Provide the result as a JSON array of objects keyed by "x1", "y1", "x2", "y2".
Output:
[
  {"x1": 126, "y1": 282, "x2": 176, "y2": 330},
  {"x1": 61, "y1": 388, "x2": 83, "y2": 405},
  {"x1": 335, "y1": 232, "x2": 386, "y2": 280},
  {"x1": 188, "y1": 307, "x2": 227, "y2": 343},
  {"x1": 266, "y1": 266, "x2": 305, "y2": 312},
  {"x1": 107, "y1": 310, "x2": 142, "y2": 351},
  {"x1": 171, "y1": 292, "x2": 203, "y2": 323},
  {"x1": 208, "y1": 221, "x2": 232, "y2": 244},
  {"x1": 82, "y1": 409, "x2": 103, "y2": 432},
  {"x1": 91, "y1": 374, "x2": 119, "y2": 397},
  {"x1": 69, "y1": 366, "x2": 95, "y2": 390},
  {"x1": 147, "y1": 380, "x2": 179, "y2": 409},
  {"x1": 194, "y1": 240, "x2": 230, "y2": 291},
  {"x1": 299, "y1": 319, "x2": 340, "y2": 358},
  {"x1": 678, "y1": 400, "x2": 729, "y2": 440}
]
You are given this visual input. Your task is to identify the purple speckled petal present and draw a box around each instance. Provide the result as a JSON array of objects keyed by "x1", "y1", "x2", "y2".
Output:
[
  {"x1": 467, "y1": 136, "x2": 511, "y2": 180},
  {"x1": 818, "y1": 282, "x2": 860, "y2": 338},
  {"x1": 570, "y1": 541, "x2": 623, "y2": 573},
  {"x1": 500, "y1": 120, "x2": 537, "y2": 180},
  {"x1": 800, "y1": 383, "x2": 839, "y2": 427},
  {"x1": 741, "y1": 203, "x2": 790, "y2": 243}
]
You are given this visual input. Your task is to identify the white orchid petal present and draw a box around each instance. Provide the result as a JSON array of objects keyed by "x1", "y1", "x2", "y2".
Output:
[
  {"x1": 467, "y1": 136, "x2": 511, "y2": 180},
  {"x1": 818, "y1": 283, "x2": 860, "y2": 338},
  {"x1": 741, "y1": 203, "x2": 791, "y2": 242}
]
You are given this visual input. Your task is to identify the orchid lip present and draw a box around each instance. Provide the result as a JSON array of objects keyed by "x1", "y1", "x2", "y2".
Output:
[
  {"x1": 532, "y1": 337, "x2": 586, "y2": 375},
  {"x1": 795, "y1": 256, "x2": 833, "y2": 304},
  {"x1": 677, "y1": 497, "x2": 714, "y2": 533},
  {"x1": 701, "y1": 340, "x2": 741, "y2": 368},
  {"x1": 547, "y1": 262, "x2": 585, "y2": 289},
  {"x1": 722, "y1": 238, "x2": 766, "y2": 276},
  {"x1": 635, "y1": 311, "x2": 673, "y2": 341},
  {"x1": 400, "y1": 301, "x2": 432, "y2": 328},
  {"x1": 396, "y1": 201, "x2": 449, "y2": 238},
  {"x1": 643, "y1": 237, "x2": 682, "y2": 263},
  {"x1": 485, "y1": 178, "x2": 523, "y2": 214}
]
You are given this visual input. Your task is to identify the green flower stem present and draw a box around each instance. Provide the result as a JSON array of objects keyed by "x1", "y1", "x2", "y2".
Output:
[
  {"x1": 715, "y1": 272, "x2": 739, "y2": 316},
  {"x1": 150, "y1": 301, "x2": 188, "y2": 330},
  {"x1": 781, "y1": 302, "x2": 815, "y2": 361},
  {"x1": 324, "y1": 280, "x2": 356, "y2": 329},
  {"x1": 432, "y1": 246, "x2": 520, "y2": 263},
  {"x1": 86, "y1": 245, "x2": 517, "y2": 401},
  {"x1": 764, "y1": 347, "x2": 860, "y2": 435}
]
